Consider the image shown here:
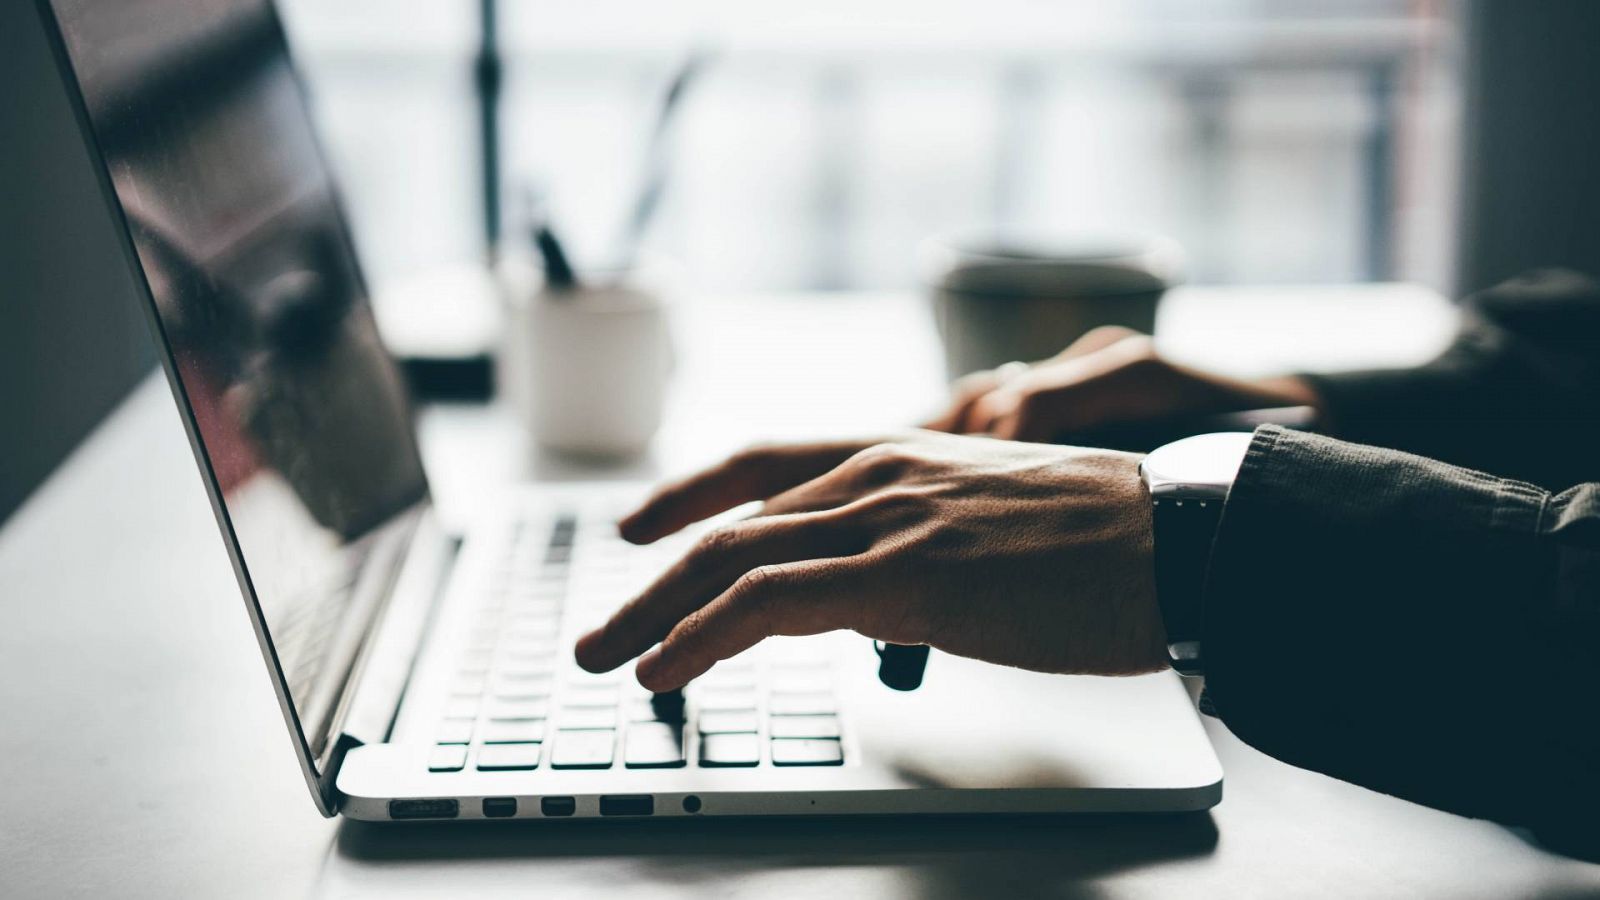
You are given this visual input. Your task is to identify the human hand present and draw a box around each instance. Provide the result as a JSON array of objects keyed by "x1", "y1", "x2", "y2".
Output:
[
  {"x1": 574, "y1": 431, "x2": 1167, "y2": 691},
  {"x1": 924, "y1": 326, "x2": 1321, "y2": 442}
]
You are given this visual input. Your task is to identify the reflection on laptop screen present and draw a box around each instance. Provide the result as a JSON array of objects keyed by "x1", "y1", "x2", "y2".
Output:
[{"x1": 47, "y1": 0, "x2": 428, "y2": 759}]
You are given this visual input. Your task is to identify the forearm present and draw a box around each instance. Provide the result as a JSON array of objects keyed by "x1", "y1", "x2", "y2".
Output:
[
  {"x1": 1203, "y1": 426, "x2": 1600, "y2": 855},
  {"x1": 1296, "y1": 269, "x2": 1600, "y2": 489}
]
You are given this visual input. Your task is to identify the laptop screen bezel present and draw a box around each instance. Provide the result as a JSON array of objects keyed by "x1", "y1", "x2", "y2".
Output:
[{"x1": 31, "y1": 0, "x2": 431, "y2": 816}]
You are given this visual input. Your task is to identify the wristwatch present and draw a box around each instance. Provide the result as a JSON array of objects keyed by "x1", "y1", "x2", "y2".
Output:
[{"x1": 1138, "y1": 432, "x2": 1254, "y2": 676}]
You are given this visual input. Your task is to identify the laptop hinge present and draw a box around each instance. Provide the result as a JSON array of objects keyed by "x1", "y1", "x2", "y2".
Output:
[{"x1": 318, "y1": 507, "x2": 456, "y2": 794}]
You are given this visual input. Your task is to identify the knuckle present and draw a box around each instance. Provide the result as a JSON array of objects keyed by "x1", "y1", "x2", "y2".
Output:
[
  {"x1": 693, "y1": 524, "x2": 746, "y2": 560},
  {"x1": 953, "y1": 371, "x2": 998, "y2": 398},
  {"x1": 977, "y1": 389, "x2": 1021, "y2": 418},
  {"x1": 729, "y1": 441, "x2": 781, "y2": 468},
  {"x1": 728, "y1": 564, "x2": 792, "y2": 621},
  {"x1": 670, "y1": 608, "x2": 713, "y2": 648},
  {"x1": 727, "y1": 566, "x2": 787, "y2": 624},
  {"x1": 737, "y1": 563, "x2": 786, "y2": 598},
  {"x1": 852, "y1": 442, "x2": 912, "y2": 482},
  {"x1": 682, "y1": 525, "x2": 745, "y2": 577},
  {"x1": 846, "y1": 489, "x2": 936, "y2": 531}
]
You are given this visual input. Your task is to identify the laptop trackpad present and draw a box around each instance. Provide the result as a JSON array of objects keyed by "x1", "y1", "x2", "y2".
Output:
[{"x1": 843, "y1": 644, "x2": 1221, "y2": 793}]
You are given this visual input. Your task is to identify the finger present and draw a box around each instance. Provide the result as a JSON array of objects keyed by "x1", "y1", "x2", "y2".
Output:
[
  {"x1": 966, "y1": 385, "x2": 1025, "y2": 437},
  {"x1": 979, "y1": 389, "x2": 1068, "y2": 441},
  {"x1": 759, "y1": 438, "x2": 928, "y2": 517},
  {"x1": 758, "y1": 463, "x2": 871, "y2": 517},
  {"x1": 1053, "y1": 325, "x2": 1143, "y2": 361},
  {"x1": 950, "y1": 382, "x2": 1000, "y2": 434},
  {"x1": 952, "y1": 362, "x2": 1035, "y2": 433},
  {"x1": 634, "y1": 558, "x2": 857, "y2": 691},
  {"x1": 618, "y1": 439, "x2": 876, "y2": 543},
  {"x1": 921, "y1": 370, "x2": 1002, "y2": 432},
  {"x1": 574, "y1": 512, "x2": 867, "y2": 673}
]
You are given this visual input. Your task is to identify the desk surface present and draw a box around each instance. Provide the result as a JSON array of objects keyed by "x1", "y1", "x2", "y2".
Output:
[{"x1": 4, "y1": 286, "x2": 1597, "y2": 899}]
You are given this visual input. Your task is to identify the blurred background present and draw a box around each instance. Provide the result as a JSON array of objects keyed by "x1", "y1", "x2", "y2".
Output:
[
  {"x1": 7, "y1": 0, "x2": 1600, "y2": 523},
  {"x1": 277, "y1": 0, "x2": 1461, "y2": 293}
]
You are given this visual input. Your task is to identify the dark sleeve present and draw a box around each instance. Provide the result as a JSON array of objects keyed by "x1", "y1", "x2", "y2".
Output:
[
  {"x1": 1300, "y1": 269, "x2": 1600, "y2": 490},
  {"x1": 1204, "y1": 426, "x2": 1600, "y2": 857}
]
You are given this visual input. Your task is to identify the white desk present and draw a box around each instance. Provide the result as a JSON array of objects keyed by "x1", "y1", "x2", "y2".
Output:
[{"x1": 3, "y1": 286, "x2": 1597, "y2": 899}]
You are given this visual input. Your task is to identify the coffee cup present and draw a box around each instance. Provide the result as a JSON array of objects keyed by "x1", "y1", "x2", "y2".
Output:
[
  {"x1": 498, "y1": 259, "x2": 676, "y2": 459},
  {"x1": 921, "y1": 230, "x2": 1185, "y2": 379}
]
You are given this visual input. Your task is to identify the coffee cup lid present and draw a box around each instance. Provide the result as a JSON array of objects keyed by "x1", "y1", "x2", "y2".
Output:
[{"x1": 920, "y1": 230, "x2": 1185, "y2": 298}]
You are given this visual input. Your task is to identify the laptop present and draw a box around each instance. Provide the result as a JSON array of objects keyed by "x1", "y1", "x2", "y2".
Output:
[{"x1": 37, "y1": 0, "x2": 1222, "y2": 821}]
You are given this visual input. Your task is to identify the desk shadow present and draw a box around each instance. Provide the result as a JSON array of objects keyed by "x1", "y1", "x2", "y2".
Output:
[{"x1": 336, "y1": 811, "x2": 1218, "y2": 899}]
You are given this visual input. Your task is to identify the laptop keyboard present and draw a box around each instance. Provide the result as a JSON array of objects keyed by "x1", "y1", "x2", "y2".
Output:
[{"x1": 426, "y1": 511, "x2": 845, "y2": 774}]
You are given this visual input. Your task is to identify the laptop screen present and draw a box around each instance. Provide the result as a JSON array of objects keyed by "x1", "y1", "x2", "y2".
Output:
[{"x1": 45, "y1": 0, "x2": 429, "y2": 765}]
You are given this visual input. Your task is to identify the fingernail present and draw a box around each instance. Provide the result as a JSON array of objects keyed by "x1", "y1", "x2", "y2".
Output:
[{"x1": 635, "y1": 648, "x2": 665, "y2": 687}]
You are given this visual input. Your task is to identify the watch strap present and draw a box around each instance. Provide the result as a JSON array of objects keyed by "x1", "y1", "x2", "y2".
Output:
[{"x1": 1150, "y1": 493, "x2": 1224, "y2": 675}]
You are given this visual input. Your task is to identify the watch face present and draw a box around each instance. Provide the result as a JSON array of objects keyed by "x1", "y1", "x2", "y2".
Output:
[{"x1": 1142, "y1": 432, "x2": 1254, "y2": 491}]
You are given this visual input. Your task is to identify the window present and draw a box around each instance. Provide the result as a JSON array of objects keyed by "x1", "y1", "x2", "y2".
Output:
[{"x1": 281, "y1": 0, "x2": 1461, "y2": 293}]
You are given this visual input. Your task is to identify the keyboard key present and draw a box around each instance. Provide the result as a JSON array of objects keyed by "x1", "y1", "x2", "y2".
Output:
[
  {"x1": 698, "y1": 709, "x2": 759, "y2": 734},
  {"x1": 699, "y1": 668, "x2": 757, "y2": 691},
  {"x1": 696, "y1": 687, "x2": 758, "y2": 711},
  {"x1": 503, "y1": 642, "x2": 559, "y2": 662},
  {"x1": 768, "y1": 714, "x2": 840, "y2": 739},
  {"x1": 771, "y1": 675, "x2": 831, "y2": 694},
  {"x1": 476, "y1": 742, "x2": 542, "y2": 771},
  {"x1": 769, "y1": 692, "x2": 835, "y2": 716},
  {"x1": 508, "y1": 596, "x2": 563, "y2": 615},
  {"x1": 493, "y1": 688, "x2": 552, "y2": 703},
  {"x1": 437, "y1": 719, "x2": 475, "y2": 744},
  {"x1": 627, "y1": 697, "x2": 685, "y2": 724},
  {"x1": 559, "y1": 707, "x2": 618, "y2": 730},
  {"x1": 699, "y1": 733, "x2": 761, "y2": 767},
  {"x1": 429, "y1": 744, "x2": 467, "y2": 772},
  {"x1": 451, "y1": 675, "x2": 488, "y2": 696},
  {"x1": 624, "y1": 723, "x2": 686, "y2": 768},
  {"x1": 771, "y1": 738, "x2": 844, "y2": 766},
  {"x1": 511, "y1": 584, "x2": 564, "y2": 602},
  {"x1": 492, "y1": 674, "x2": 553, "y2": 700},
  {"x1": 457, "y1": 649, "x2": 494, "y2": 674},
  {"x1": 507, "y1": 621, "x2": 560, "y2": 641},
  {"x1": 564, "y1": 685, "x2": 619, "y2": 707},
  {"x1": 548, "y1": 516, "x2": 577, "y2": 546},
  {"x1": 485, "y1": 697, "x2": 550, "y2": 720},
  {"x1": 550, "y1": 730, "x2": 615, "y2": 769},
  {"x1": 498, "y1": 662, "x2": 556, "y2": 680},
  {"x1": 481, "y1": 718, "x2": 546, "y2": 743},
  {"x1": 443, "y1": 697, "x2": 481, "y2": 719}
]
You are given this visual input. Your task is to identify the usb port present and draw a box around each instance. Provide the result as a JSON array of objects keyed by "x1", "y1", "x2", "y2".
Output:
[
  {"x1": 599, "y1": 795, "x2": 654, "y2": 817},
  {"x1": 388, "y1": 798, "x2": 459, "y2": 820}
]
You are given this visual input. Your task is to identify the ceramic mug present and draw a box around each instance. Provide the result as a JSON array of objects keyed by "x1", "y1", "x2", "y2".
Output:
[{"x1": 500, "y1": 262, "x2": 676, "y2": 459}]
